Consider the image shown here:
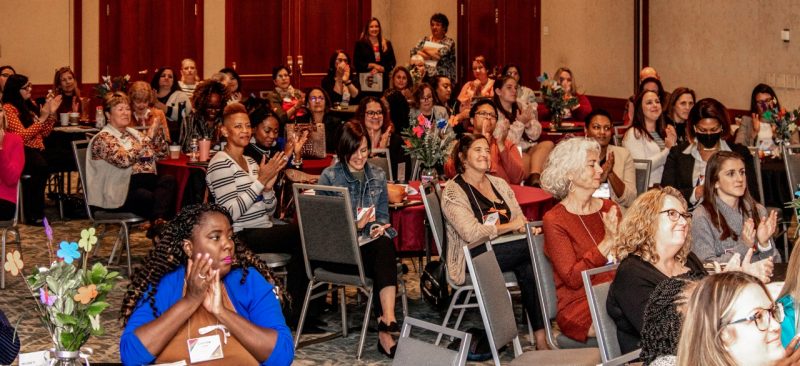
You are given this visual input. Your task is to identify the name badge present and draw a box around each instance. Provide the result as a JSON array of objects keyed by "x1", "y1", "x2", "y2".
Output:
[
  {"x1": 593, "y1": 183, "x2": 611, "y2": 199},
  {"x1": 483, "y1": 212, "x2": 500, "y2": 226},
  {"x1": 187, "y1": 334, "x2": 224, "y2": 363},
  {"x1": 19, "y1": 351, "x2": 50, "y2": 366}
]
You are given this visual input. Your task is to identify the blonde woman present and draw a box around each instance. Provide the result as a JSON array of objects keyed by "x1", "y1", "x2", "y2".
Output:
[
  {"x1": 676, "y1": 272, "x2": 800, "y2": 366},
  {"x1": 129, "y1": 81, "x2": 170, "y2": 143}
]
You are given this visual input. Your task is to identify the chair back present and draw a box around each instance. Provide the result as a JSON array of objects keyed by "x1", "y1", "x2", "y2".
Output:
[
  {"x1": 748, "y1": 147, "x2": 766, "y2": 204},
  {"x1": 582, "y1": 265, "x2": 621, "y2": 362},
  {"x1": 292, "y1": 183, "x2": 367, "y2": 285},
  {"x1": 393, "y1": 317, "x2": 471, "y2": 366},
  {"x1": 420, "y1": 182, "x2": 445, "y2": 256},
  {"x1": 368, "y1": 148, "x2": 393, "y2": 182},
  {"x1": 463, "y1": 239, "x2": 523, "y2": 364},
  {"x1": 782, "y1": 144, "x2": 800, "y2": 199},
  {"x1": 71, "y1": 140, "x2": 95, "y2": 221},
  {"x1": 526, "y1": 222, "x2": 560, "y2": 349},
  {"x1": 632, "y1": 159, "x2": 652, "y2": 195}
]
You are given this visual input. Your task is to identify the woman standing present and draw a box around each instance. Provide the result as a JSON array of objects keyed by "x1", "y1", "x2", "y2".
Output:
[
  {"x1": 622, "y1": 90, "x2": 677, "y2": 186},
  {"x1": 2, "y1": 74, "x2": 61, "y2": 224},
  {"x1": 353, "y1": 17, "x2": 396, "y2": 97},
  {"x1": 540, "y1": 137, "x2": 621, "y2": 343},
  {"x1": 735, "y1": 84, "x2": 787, "y2": 147},
  {"x1": 409, "y1": 13, "x2": 456, "y2": 80},
  {"x1": 318, "y1": 121, "x2": 400, "y2": 358}
]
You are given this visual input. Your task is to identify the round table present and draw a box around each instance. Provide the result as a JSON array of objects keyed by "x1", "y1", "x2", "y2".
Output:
[
  {"x1": 389, "y1": 181, "x2": 555, "y2": 254},
  {"x1": 157, "y1": 154, "x2": 208, "y2": 211},
  {"x1": 301, "y1": 154, "x2": 335, "y2": 175}
]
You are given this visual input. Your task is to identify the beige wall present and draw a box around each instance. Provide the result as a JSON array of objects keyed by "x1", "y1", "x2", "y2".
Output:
[
  {"x1": 204, "y1": 0, "x2": 225, "y2": 78},
  {"x1": 0, "y1": 0, "x2": 74, "y2": 84},
  {"x1": 541, "y1": 0, "x2": 634, "y2": 99},
  {"x1": 372, "y1": 0, "x2": 458, "y2": 69},
  {"x1": 650, "y1": 0, "x2": 800, "y2": 110}
]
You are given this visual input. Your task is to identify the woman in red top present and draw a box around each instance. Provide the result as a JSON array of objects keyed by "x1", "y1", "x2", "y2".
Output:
[
  {"x1": 0, "y1": 106, "x2": 24, "y2": 220},
  {"x1": 537, "y1": 67, "x2": 593, "y2": 122},
  {"x1": 540, "y1": 137, "x2": 620, "y2": 342},
  {"x1": 1, "y1": 74, "x2": 61, "y2": 224}
]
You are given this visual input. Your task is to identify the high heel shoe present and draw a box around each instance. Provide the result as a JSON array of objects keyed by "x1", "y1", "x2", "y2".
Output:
[
  {"x1": 377, "y1": 342, "x2": 397, "y2": 358},
  {"x1": 377, "y1": 319, "x2": 400, "y2": 334}
]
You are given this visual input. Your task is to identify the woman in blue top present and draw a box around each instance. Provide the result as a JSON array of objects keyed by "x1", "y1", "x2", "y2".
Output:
[
  {"x1": 318, "y1": 121, "x2": 400, "y2": 358},
  {"x1": 120, "y1": 204, "x2": 293, "y2": 366},
  {"x1": 778, "y1": 239, "x2": 800, "y2": 347}
]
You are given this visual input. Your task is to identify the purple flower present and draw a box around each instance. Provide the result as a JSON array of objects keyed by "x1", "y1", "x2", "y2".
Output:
[
  {"x1": 39, "y1": 288, "x2": 57, "y2": 306},
  {"x1": 43, "y1": 217, "x2": 53, "y2": 243},
  {"x1": 56, "y1": 241, "x2": 81, "y2": 264}
]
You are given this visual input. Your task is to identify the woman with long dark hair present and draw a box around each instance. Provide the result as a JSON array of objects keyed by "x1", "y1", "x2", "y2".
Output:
[
  {"x1": 151, "y1": 67, "x2": 192, "y2": 141},
  {"x1": 120, "y1": 204, "x2": 293, "y2": 365},
  {"x1": 1, "y1": 74, "x2": 62, "y2": 224},
  {"x1": 353, "y1": 17, "x2": 396, "y2": 97},
  {"x1": 622, "y1": 89, "x2": 677, "y2": 186},
  {"x1": 321, "y1": 49, "x2": 360, "y2": 105}
]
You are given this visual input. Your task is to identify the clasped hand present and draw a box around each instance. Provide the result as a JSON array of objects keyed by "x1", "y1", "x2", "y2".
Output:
[{"x1": 186, "y1": 253, "x2": 223, "y2": 315}]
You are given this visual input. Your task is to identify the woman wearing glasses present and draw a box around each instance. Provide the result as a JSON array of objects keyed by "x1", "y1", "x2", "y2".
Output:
[
  {"x1": 265, "y1": 65, "x2": 305, "y2": 125},
  {"x1": 1, "y1": 74, "x2": 61, "y2": 224},
  {"x1": 662, "y1": 98, "x2": 756, "y2": 207},
  {"x1": 691, "y1": 151, "x2": 778, "y2": 264},
  {"x1": 677, "y1": 271, "x2": 793, "y2": 366},
  {"x1": 409, "y1": 82, "x2": 449, "y2": 124},
  {"x1": 444, "y1": 99, "x2": 526, "y2": 184}
]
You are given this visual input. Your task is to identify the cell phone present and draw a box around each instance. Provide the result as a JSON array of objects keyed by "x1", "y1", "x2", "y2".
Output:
[{"x1": 384, "y1": 227, "x2": 398, "y2": 239}]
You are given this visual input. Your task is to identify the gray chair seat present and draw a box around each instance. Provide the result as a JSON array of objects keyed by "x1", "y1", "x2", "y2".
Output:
[
  {"x1": 313, "y1": 268, "x2": 374, "y2": 286},
  {"x1": 93, "y1": 211, "x2": 146, "y2": 223},
  {"x1": 0, "y1": 221, "x2": 13, "y2": 228},
  {"x1": 557, "y1": 334, "x2": 598, "y2": 348},
  {"x1": 508, "y1": 348, "x2": 601, "y2": 366},
  {"x1": 461, "y1": 271, "x2": 518, "y2": 287},
  {"x1": 258, "y1": 252, "x2": 292, "y2": 268}
]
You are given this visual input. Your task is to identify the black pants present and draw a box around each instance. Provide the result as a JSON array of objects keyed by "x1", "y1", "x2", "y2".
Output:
[
  {"x1": 98, "y1": 173, "x2": 176, "y2": 221},
  {"x1": 21, "y1": 147, "x2": 49, "y2": 222},
  {"x1": 0, "y1": 199, "x2": 15, "y2": 221},
  {"x1": 470, "y1": 239, "x2": 544, "y2": 331},
  {"x1": 238, "y1": 223, "x2": 308, "y2": 322},
  {"x1": 318, "y1": 236, "x2": 398, "y2": 317}
]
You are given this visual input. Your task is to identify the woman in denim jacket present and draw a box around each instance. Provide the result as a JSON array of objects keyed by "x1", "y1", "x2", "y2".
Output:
[{"x1": 318, "y1": 121, "x2": 400, "y2": 358}]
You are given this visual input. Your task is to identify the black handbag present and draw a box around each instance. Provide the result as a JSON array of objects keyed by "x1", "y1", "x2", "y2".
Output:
[{"x1": 420, "y1": 260, "x2": 451, "y2": 311}]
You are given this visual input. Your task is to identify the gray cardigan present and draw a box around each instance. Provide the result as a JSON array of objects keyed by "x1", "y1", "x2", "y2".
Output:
[{"x1": 691, "y1": 197, "x2": 776, "y2": 263}]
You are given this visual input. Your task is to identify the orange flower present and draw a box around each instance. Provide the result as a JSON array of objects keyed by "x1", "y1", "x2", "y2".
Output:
[
  {"x1": 74, "y1": 284, "x2": 98, "y2": 305},
  {"x1": 404, "y1": 139, "x2": 412, "y2": 147}
]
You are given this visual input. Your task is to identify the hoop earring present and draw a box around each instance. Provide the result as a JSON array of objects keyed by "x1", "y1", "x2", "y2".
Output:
[{"x1": 568, "y1": 179, "x2": 576, "y2": 193}]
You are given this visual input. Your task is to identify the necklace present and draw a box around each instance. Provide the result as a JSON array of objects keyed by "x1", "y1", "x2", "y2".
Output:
[{"x1": 577, "y1": 212, "x2": 599, "y2": 247}]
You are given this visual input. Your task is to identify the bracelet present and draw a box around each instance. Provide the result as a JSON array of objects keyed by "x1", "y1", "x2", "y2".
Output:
[
  {"x1": 343, "y1": 80, "x2": 352, "y2": 86},
  {"x1": 292, "y1": 158, "x2": 303, "y2": 168}
]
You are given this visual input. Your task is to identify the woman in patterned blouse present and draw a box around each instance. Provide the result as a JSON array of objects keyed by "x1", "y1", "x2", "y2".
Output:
[
  {"x1": 86, "y1": 91, "x2": 175, "y2": 226},
  {"x1": 1, "y1": 74, "x2": 61, "y2": 224}
]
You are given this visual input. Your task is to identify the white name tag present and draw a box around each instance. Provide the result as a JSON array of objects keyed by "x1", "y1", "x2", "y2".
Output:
[
  {"x1": 187, "y1": 334, "x2": 224, "y2": 364},
  {"x1": 593, "y1": 183, "x2": 611, "y2": 199},
  {"x1": 19, "y1": 351, "x2": 50, "y2": 366},
  {"x1": 483, "y1": 212, "x2": 500, "y2": 226}
]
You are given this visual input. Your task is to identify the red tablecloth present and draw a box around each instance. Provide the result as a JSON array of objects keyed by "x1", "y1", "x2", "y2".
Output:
[
  {"x1": 302, "y1": 154, "x2": 335, "y2": 175},
  {"x1": 157, "y1": 154, "x2": 207, "y2": 211},
  {"x1": 539, "y1": 121, "x2": 586, "y2": 143},
  {"x1": 390, "y1": 181, "x2": 555, "y2": 254}
]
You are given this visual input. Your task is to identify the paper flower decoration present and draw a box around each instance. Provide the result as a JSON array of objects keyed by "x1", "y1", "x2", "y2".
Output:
[
  {"x1": 74, "y1": 284, "x2": 98, "y2": 305},
  {"x1": 57, "y1": 241, "x2": 81, "y2": 264},
  {"x1": 78, "y1": 228, "x2": 98, "y2": 252},
  {"x1": 43, "y1": 217, "x2": 53, "y2": 242},
  {"x1": 436, "y1": 119, "x2": 447, "y2": 130},
  {"x1": 3, "y1": 251, "x2": 23, "y2": 276},
  {"x1": 39, "y1": 288, "x2": 57, "y2": 306}
]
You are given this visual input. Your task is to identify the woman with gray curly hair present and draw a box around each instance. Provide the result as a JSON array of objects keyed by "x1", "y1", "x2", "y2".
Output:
[{"x1": 540, "y1": 137, "x2": 621, "y2": 343}]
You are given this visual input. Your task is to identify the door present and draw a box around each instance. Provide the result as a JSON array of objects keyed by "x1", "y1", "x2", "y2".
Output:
[
  {"x1": 458, "y1": 0, "x2": 540, "y2": 87},
  {"x1": 100, "y1": 0, "x2": 203, "y2": 82}
]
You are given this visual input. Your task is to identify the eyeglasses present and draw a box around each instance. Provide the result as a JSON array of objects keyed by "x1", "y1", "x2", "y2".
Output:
[
  {"x1": 723, "y1": 303, "x2": 784, "y2": 332},
  {"x1": 420, "y1": 95, "x2": 434, "y2": 101},
  {"x1": 659, "y1": 209, "x2": 692, "y2": 222},
  {"x1": 309, "y1": 96, "x2": 325, "y2": 102},
  {"x1": 365, "y1": 110, "x2": 383, "y2": 117},
  {"x1": 475, "y1": 111, "x2": 497, "y2": 120}
]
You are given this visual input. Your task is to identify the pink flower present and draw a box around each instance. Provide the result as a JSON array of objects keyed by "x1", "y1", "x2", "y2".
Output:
[{"x1": 413, "y1": 126, "x2": 424, "y2": 138}]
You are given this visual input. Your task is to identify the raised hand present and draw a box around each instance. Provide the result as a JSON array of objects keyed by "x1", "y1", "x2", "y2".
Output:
[
  {"x1": 517, "y1": 103, "x2": 534, "y2": 125},
  {"x1": 598, "y1": 205, "x2": 619, "y2": 256},
  {"x1": 756, "y1": 210, "x2": 779, "y2": 246},
  {"x1": 741, "y1": 218, "x2": 756, "y2": 247},
  {"x1": 600, "y1": 151, "x2": 615, "y2": 182},
  {"x1": 185, "y1": 253, "x2": 214, "y2": 303},
  {"x1": 258, "y1": 152, "x2": 288, "y2": 191},
  {"x1": 202, "y1": 269, "x2": 223, "y2": 315}
]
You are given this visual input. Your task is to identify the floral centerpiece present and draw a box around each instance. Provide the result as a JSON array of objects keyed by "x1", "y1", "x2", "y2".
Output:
[
  {"x1": 401, "y1": 114, "x2": 456, "y2": 182},
  {"x1": 94, "y1": 74, "x2": 131, "y2": 99},
  {"x1": 758, "y1": 99, "x2": 800, "y2": 143},
  {"x1": 537, "y1": 73, "x2": 579, "y2": 131},
  {"x1": 3, "y1": 219, "x2": 121, "y2": 363}
]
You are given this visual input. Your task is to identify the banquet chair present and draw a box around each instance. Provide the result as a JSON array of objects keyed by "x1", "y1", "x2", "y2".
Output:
[
  {"x1": 292, "y1": 183, "x2": 409, "y2": 359},
  {"x1": 632, "y1": 159, "x2": 652, "y2": 195},
  {"x1": 527, "y1": 222, "x2": 599, "y2": 349},
  {"x1": 392, "y1": 317, "x2": 471, "y2": 366},
  {"x1": 420, "y1": 182, "x2": 521, "y2": 346},
  {"x1": 1, "y1": 181, "x2": 23, "y2": 289},
  {"x1": 749, "y1": 147, "x2": 790, "y2": 260},
  {"x1": 463, "y1": 239, "x2": 601, "y2": 366},
  {"x1": 72, "y1": 140, "x2": 146, "y2": 276},
  {"x1": 368, "y1": 148, "x2": 393, "y2": 182},
  {"x1": 582, "y1": 265, "x2": 641, "y2": 365}
]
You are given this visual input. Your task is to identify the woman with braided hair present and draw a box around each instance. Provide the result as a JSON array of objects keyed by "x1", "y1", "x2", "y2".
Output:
[
  {"x1": 120, "y1": 204, "x2": 294, "y2": 366},
  {"x1": 178, "y1": 79, "x2": 229, "y2": 152}
]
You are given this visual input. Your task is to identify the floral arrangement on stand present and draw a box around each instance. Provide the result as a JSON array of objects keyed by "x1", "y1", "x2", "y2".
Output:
[
  {"x1": 3, "y1": 218, "x2": 121, "y2": 363},
  {"x1": 401, "y1": 114, "x2": 457, "y2": 182},
  {"x1": 537, "y1": 73, "x2": 578, "y2": 131},
  {"x1": 758, "y1": 99, "x2": 800, "y2": 143},
  {"x1": 94, "y1": 74, "x2": 131, "y2": 100}
]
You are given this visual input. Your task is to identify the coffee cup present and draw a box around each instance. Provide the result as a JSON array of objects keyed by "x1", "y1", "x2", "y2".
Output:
[
  {"x1": 59, "y1": 113, "x2": 69, "y2": 126},
  {"x1": 169, "y1": 145, "x2": 181, "y2": 159},
  {"x1": 68, "y1": 112, "x2": 80, "y2": 125}
]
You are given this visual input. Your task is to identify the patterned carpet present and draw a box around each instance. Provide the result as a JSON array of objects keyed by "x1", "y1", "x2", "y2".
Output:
[{"x1": 2, "y1": 203, "x2": 537, "y2": 365}]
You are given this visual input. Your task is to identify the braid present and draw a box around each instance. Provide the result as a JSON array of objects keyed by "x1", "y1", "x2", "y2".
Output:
[{"x1": 120, "y1": 204, "x2": 283, "y2": 324}]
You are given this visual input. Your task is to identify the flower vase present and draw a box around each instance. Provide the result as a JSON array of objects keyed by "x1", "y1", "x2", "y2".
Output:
[
  {"x1": 49, "y1": 348, "x2": 91, "y2": 366},
  {"x1": 420, "y1": 166, "x2": 438, "y2": 183},
  {"x1": 550, "y1": 113, "x2": 562, "y2": 132}
]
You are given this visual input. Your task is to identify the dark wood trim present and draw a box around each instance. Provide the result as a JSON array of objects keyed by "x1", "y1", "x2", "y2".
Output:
[
  {"x1": 641, "y1": 0, "x2": 649, "y2": 68},
  {"x1": 98, "y1": 0, "x2": 109, "y2": 79},
  {"x1": 586, "y1": 95, "x2": 628, "y2": 123},
  {"x1": 195, "y1": 0, "x2": 204, "y2": 77},
  {"x1": 74, "y1": 0, "x2": 83, "y2": 84}
]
